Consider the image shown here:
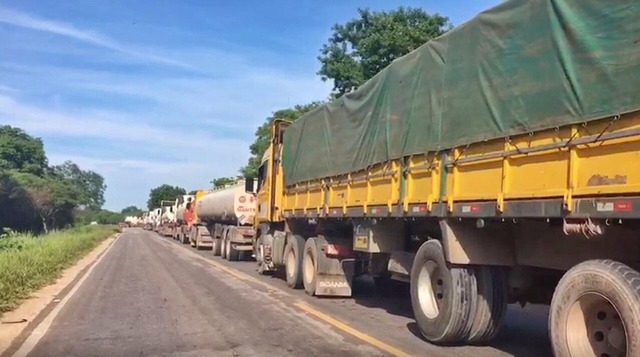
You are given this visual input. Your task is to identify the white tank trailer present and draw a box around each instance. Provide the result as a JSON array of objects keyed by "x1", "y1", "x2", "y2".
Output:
[{"x1": 189, "y1": 180, "x2": 256, "y2": 261}]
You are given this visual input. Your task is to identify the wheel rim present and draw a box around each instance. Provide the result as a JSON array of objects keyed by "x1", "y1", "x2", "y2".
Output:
[
  {"x1": 303, "y1": 250, "x2": 315, "y2": 286},
  {"x1": 226, "y1": 239, "x2": 231, "y2": 256},
  {"x1": 285, "y1": 249, "x2": 296, "y2": 279},
  {"x1": 566, "y1": 293, "x2": 627, "y2": 357},
  {"x1": 417, "y1": 260, "x2": 444, "y2": 319}
]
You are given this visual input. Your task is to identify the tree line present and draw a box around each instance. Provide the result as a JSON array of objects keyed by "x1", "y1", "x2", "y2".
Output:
[{"x1": 0, "y1": 126, "x2": 139, "y2": 234}]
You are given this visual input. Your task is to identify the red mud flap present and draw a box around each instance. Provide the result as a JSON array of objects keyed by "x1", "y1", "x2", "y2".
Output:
[{"x1": 314, "y1": 257, "x2": 355, "y2": 297}]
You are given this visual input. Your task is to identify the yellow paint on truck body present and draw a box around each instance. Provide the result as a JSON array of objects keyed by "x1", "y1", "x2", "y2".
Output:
[
  {"x1": 255, "y1": 120, "x2": 288, "y2": 226},
  {"x1": 192, "y1": 190, "x2": 211, "y2": 224},
  {"x1": 269, "y1": 111, "x2": 640, "y2": 216}
]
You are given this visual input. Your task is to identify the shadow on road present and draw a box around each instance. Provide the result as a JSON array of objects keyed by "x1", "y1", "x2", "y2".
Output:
[{"x1": 351, "y1": 277, "x2": 414, "y2": 319}]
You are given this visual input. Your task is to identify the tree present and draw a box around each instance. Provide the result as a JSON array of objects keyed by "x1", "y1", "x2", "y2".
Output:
[
  {"x1": 52, "y1": 161, "x2": 106, "y2": 209},
  {"x1": 121, "y1": 206, "x2": 143, "y2": 215},
  {"x1": 211, "y1": 177, "x2": 235, "y2": 189},
  {"x1": 147, "y1": 185, "x2": 186, "y2": 210},
  {"x1": 241, "y1": 102, "x2": 323, "y2": 178},
  {"x1": 12, "y1": 172, "x2": 80, "y2": 233},
  {"x1": 318, "y1": 7, "x2": 450, "y2": 96},
  {"x1": 0, "y1": 171, "x2": 36, "y2": 232},
  {"x1": 75, "y1": 208, "x2": 124, "y2": 225},
  {"x1": 0, "y1": 125, "x2": 48, "y2": 176}
]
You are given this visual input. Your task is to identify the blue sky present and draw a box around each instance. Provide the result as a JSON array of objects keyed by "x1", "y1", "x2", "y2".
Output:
[{"x1": 0, "y1": 0, "x2": 499, "y2": 211}]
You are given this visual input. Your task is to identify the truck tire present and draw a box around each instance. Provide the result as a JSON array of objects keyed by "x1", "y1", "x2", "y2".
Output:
[
  {"x1": 466, "y1": 266, "x2": 508, "y2": 344},
  {"x1": 550, "y1": 260, "x2": 640, "y2": 357},
  {"x1": 211, "y1": 238, "x2": 222, "y2": 256},
  {"x1": 220, "y1": 226, "x2": 229, "y2": 259},
  {"x1": 256, "y1": 233, "x2": 272, "y2": 275},
  {"x1": 227, "y1": 227, "x2": 240, "y2": 261},
  {"x1": 283, "y1": 234, "x2": 305, "y2": 289},
  {"x1": 302, "y1": 237, "x2": 318, "y2": 296},
  {"x1": 410, "y1": 240, "x2": 475, "y2": 344},
  {"x1": 195, "y1": 228, "x2": 206, "y2": 251}
]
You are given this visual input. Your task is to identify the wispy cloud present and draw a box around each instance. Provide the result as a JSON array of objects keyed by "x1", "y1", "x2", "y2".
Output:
[
  {"x1": 0, "y1": 5, "x2": 332, "y2": 210},
  {"x1": 0, "y1": 93, "x2": 248, "y2": 155},
  {"x1": 0, "y1": 7, "x2": 195, "y2": 70},
  {"x1": 0, "y1": 85, "x2": 18, "y2": 94}
]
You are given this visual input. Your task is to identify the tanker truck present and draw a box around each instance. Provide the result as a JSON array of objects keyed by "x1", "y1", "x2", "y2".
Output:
[
  {"x1": 250, "y1": 0, "x2": 640, "y2": 354},
  {"x1": 188, "y1": 180, "x2": 257, "y2": 260},
  {"x1": 123, "y1": 216, "x2": 140, "y2": 228}
]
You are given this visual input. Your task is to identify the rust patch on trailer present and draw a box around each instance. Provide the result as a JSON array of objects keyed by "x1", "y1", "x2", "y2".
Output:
[{"x1": 586, "y1": 174, "x2": 627, "y2": 186}]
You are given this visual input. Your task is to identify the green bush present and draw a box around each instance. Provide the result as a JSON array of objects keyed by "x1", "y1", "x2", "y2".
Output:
[{"x1": 0, "y1": 225, "x2": 117, "y2": 314}]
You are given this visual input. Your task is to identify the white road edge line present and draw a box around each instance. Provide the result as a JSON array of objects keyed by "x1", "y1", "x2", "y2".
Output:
[{"x1": 11, "y1": 235, "x2": 121, "y2": 357}]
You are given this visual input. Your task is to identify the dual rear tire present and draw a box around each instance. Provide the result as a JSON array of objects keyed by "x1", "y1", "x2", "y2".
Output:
[
  {"x1": 284, "y1": 235, "x2": 305, "y2": 288},
  {"x1": 220, "y1": 226, "x2": 240, "y2": 261},
  {"x1": 410, "y1": 240, "x2": 507, "y2": 345},
  {"x1": 303, "y1": 237, "x2": 318, "y2": 296}
]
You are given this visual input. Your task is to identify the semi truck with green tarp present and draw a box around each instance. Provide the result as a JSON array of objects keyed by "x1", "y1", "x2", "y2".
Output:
[{"x1": 248, "y1": 0, "x2": 640, "y2": 355}]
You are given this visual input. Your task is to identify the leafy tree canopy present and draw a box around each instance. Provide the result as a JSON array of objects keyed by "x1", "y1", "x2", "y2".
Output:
[
  {"x1": 318, "y1": 7, "x2": 450, "y2": 96},
  {"x1": 121, "y1": 205, "x2": 143, "y2": 216},
  {"x1": 0, "y1": 125, "x2": 48, "y2": 176},
  {"x1": 147, "y1": 185, "x2": 186, "y2": 210},
  {"x1": 241, "y1": 102, "x2": 323, "y2": 178},
  {"x1": 52, "y1": 161, "x2": 106, "y2": 209},
  {"x1": 75, "y1": 208, "x2": 124, "y2": 225},
  {"x1": 211, "y1": 177, "x2": 236, "y2": 189}
]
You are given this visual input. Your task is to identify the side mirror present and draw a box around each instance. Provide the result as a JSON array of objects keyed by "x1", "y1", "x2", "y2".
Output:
[{"x1": 244, "y1": 178, "x2": 255, "y2": 193}]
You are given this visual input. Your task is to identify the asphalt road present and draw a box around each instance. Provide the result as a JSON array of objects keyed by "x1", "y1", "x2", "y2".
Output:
[{"x1": 18, "y1": 229, "x2": 552, "y2": 357}]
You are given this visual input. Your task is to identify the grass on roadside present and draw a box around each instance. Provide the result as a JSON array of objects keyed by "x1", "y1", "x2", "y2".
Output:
[{"x1": 0, "y1": 225, "x2": 118, "y2": 314}]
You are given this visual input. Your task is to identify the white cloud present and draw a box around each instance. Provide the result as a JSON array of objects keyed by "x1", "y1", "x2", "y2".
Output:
[
  {"x1": 0, "y1": 94, "x2": 213, "y2": 146},
  {"x1": 0, "y1": 93, "x2": 252, "y2": 210},
  {"x1": 0, "y1": 7, "x2": 195, "y2": 70},
  {"x1": 47, "y1": 153, "x2": 216, "y2": 210}
]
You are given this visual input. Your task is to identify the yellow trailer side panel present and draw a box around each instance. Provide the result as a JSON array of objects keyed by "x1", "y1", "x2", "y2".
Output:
[{"x1": 282, "y1": 111, "x2": 640, "y2": 215}]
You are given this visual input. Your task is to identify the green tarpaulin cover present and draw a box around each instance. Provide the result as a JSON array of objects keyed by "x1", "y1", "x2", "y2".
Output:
[{"x1": 283, "y1": 0, "x2": 640, "y2": 185}]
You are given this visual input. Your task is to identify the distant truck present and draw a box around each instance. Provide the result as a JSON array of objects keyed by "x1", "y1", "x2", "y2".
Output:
[
  {"x1": 172, "y1": 194, "x2": 194, "y2": 244},
  {"x1": 151, "y1": 208, "x2": 162, "y2": 232},
  {"x1": 244, "y1": 0, "x2": 640, "y2": 354},
  {"x1": 157, "y1": 206, "x2": 175, "y2": 237}
]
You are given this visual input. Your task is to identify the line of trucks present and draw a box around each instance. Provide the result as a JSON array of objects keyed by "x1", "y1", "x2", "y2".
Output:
[{"x1": 129, "y1": 1, "x2": 640, "y2": 355}]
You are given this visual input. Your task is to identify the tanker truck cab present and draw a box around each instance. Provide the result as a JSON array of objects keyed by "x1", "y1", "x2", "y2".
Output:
[{"x1": 173, "y1": 194, "x2": 194, "y2": 243}]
